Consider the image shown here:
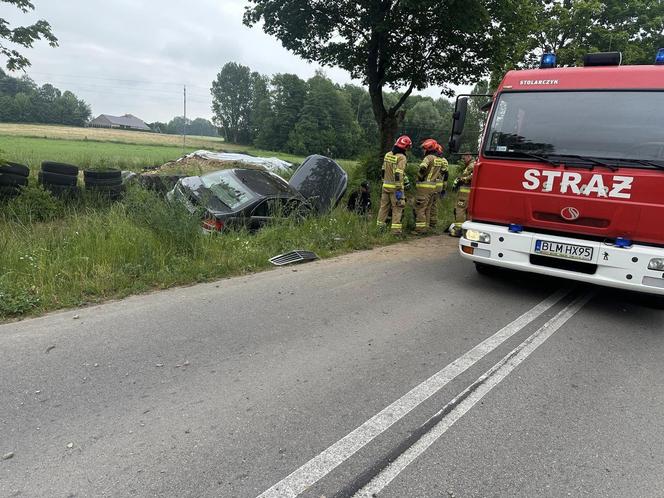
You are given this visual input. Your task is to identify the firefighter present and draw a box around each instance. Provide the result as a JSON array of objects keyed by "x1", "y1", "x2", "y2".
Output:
[
  {"x1": 346, "y1": 180, "x2": 372, "y2": 215},
  {"x1": 427, "y1": 144, "x2": 449, "y2": 230},
  {"x1": 414, "y1": 139, "x2": 440, "y2": 233},
  {"x1": 449, "y1": 151, "x2": 476, "y2": 237},
  {"x1": 377, "y1": 135, "x2": 412, "y2": 234}
]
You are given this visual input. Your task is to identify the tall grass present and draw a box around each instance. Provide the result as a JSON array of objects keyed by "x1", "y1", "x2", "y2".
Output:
[{"x1": 0, "y1": 185, "x2": 412, "y2": 320}]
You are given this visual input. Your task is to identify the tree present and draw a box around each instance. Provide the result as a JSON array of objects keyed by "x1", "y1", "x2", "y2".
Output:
[
  {"x1": 516, "y1": 1, "x2": 664, "y2": 70},
  {"x1": 287, "y1": 72, "x2": 363, "y2": 157},
  {"x1": 244, "y1": 0, "x2": 533, "y2": 155},
  {"x1": 188, "y1": 117, "x2": 218, "y2": 137},
  {"x1": 211, "y1": 62, "x2": 253, "y2": 144},
  {"x1": 0, "y1": 0, "x2": 58, "y2": 71},
  {"x1": 401, "y1": 100, "x2": 443, "y2": 154},
  {"x1": 248, "y1": 72, "x2": 271, "y2": 144},
  {"x1": 0, "y1": 70, "x2": 90, "y2": 125},
  {"x1": 255, "y1": 73, "x2": 307, "y2": 151}
]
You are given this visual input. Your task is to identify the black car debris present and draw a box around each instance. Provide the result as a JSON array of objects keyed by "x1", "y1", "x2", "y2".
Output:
[{"x1": 167, "y1": 155, "x2": 348, "y2": 232}]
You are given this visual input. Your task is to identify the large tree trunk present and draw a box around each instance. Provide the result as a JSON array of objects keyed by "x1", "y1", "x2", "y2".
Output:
[{"x1": 379, "y1": 113, "x2": 399, "y2": 154}]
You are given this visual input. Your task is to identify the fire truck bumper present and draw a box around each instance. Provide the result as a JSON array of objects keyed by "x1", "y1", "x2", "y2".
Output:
[{"x1": 459, "y1": 221, "x2": 664, "y2": 296}]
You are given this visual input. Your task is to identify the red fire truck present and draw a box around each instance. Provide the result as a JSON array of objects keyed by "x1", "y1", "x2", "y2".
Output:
[{"x1": 449, "y1": 50, "x2": 664, "y2": 295}]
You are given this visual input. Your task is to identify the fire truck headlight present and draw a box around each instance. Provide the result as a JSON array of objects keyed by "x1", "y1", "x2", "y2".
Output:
[
  {"x1": 648, "y1": 258, "x2": 664, "y2": 271},
  {"x1": 464, "y1": 229, "x2": 491, "y2": 244}
]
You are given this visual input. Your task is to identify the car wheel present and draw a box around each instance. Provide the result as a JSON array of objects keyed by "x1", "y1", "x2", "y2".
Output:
[
  {"x1": 0, "y1": 173, "x2": 29, "y2": 187},
  {"x1": 0, "y1": 185, "x2": 22, "y2": 198},
  {"x1": 41, "y1": 161, "x2": 79, "y2": 176},
  {"x1": 85, "y1": 176, "x2": 123, "y2": 187},
  {"x1": 38, "y1": 171, "x2": 78, "y2": 186},
  {"x1": 0, "y1": 162, "x2": 29, "y2": 177},
  {"x1": 86, "y1": 184, "x2": 125, "y2": 199},
  {"x1": 84, "y1": 169, "x2": 122, "y2": 180},
  {"x1": 43, "y1": 184, "x2": 80, "y2": 199}
]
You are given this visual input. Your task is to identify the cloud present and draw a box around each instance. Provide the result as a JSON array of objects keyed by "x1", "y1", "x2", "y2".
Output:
[{"x1": 0, "y1": 0, "x2": 470, "y2": 123}]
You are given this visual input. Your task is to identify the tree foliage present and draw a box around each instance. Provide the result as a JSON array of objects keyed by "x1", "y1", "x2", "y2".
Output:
[
  {"x1": 0, "y1": 69, "x2": 90, "y2": 126},
  {"x1": 149, "y1": 117, "x2": 219, "y2": 137},
  {"x1": 494, "y1": 0, "x2": 664, "y2": 76},
  {"x1": 211, "y1": 62, "x2": 253, "y2": 144},
  {"x1": 287, "y1": 72, "x2": 364, "y2": 157},
  {"x1": 0, "y1": 0, "x2": 58, "y2": 71},
  {"x1": 244, "y1": 0, "x2": 533, "y2": 152}
]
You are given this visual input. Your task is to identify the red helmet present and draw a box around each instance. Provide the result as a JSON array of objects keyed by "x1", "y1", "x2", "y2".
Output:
[
  {"x1": 421, "y1": 139, "x2": 439, "y2": 152},
  {"x1": 395, "y1": 135, "x2": 412, "y2": 150}
]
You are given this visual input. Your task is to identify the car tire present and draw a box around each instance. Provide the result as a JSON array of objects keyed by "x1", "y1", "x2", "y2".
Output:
[
  {"x1": 86, "y1": 184, "x2": 125, "y2": 199},
  {"x1": 0, "y1": 185, "x2": 22, "y2": 198},
  {"x1": 84, "y1": 169, "x2": 122, "y2": 180},
  {"x1": 0, "y1": 173, "x2": 29, "y2": 187},
  {"x1": 41, "y1": 161, "x2": 79, "y2": 176},
  {"x1": 0, "y1": 162, "x2": 29, "y2": 177},
  {"x1": 85, "y1": 176, "x2": 123, "y2": 187},
  {"x1": 43, "y1": 184, "x2": 80, "y2": 199},
  {"x1": 38, "y1": 171, "x2": 78, "y2": 186}
]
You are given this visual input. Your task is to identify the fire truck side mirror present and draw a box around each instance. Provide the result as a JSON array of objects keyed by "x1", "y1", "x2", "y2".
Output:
[{"x1": 449, "y1": 97, "x2": 468, "y2": 153}]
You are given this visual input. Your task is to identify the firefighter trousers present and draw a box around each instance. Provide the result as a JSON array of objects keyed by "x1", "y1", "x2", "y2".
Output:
[
  {"x1": 454, "y1": 187, "x2": 471, "y2": 222},
  {"x1": 377, "y1": 189, "x2": 404, "y2": 234},
  {"x1": 414, "y1": 188, "x2": 433, "y2": 233},
  {"x1": 427, "y1": 193, "x2": 438, "y2": 228}
]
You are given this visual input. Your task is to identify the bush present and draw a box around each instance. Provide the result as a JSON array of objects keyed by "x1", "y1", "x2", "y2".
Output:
[{"x1": 3, "y1": 184, "x2": 64, "y2": 224}]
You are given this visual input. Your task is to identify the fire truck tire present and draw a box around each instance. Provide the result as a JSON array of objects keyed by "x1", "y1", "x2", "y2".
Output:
[{"x1": 474, "y1": 262, "x2": 497, "y2": 275}]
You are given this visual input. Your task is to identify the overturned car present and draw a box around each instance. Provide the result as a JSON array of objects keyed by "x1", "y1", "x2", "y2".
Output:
[{"x1": 166, "y1": 155, "x2": 348, "y2": 232}]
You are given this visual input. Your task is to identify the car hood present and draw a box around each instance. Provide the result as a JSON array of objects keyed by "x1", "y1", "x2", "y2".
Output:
[{"x1": 288, "y1": 155, "x2": 348, "y2": 214}]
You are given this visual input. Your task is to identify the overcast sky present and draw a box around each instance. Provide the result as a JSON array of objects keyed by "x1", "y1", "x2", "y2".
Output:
[{"x1": 0, "y1": 0, "x2": 468, "y2": 123}]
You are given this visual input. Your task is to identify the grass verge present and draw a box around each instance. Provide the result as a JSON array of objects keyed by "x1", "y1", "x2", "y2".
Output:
[{"x1": 0, "y1": 184, "x2": 455, "y2": 322}]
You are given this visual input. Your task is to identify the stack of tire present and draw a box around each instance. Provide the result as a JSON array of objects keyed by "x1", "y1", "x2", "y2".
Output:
[
  {"x1": 84, "y1": 169, "x2": 123, "y2": 200},
  {"x1": 0, "y1": 162, "x2": 29, "y2": 198},
  {"x1": 39, "y1": 162, "x2": 80, "y2": 198}
]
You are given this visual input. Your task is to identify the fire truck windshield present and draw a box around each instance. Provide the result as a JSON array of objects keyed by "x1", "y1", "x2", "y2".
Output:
[{"x1": 484, "y1": 91, "x2": 664, "y2": 168}]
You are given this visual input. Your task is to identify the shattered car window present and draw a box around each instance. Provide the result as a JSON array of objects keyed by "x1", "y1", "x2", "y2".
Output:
[{"x1": 200, "y1": 171, "x2": 256, "y2": 209}]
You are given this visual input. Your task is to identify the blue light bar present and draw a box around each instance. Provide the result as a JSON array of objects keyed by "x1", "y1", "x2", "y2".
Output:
[
  {"x1": 615, "y1": 237, "x2": 632, "y2": 248},
  {"x1": 508, "y1": 224, "x2": 524, "y2": 233},
  {"x1": 656, "y1": 48, "x2": 664, "y2": 65},
  {"x1": 540, "y1": 53, "x2": 556, "y2": 69}
]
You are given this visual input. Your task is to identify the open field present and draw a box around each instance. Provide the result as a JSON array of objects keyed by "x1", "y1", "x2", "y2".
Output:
[
  {"x1": 0, "y1": 124, "x2": 357, "y2": 172},
  {"x1": 0, "y1": 123, "x2": 225, "y2": 149}
]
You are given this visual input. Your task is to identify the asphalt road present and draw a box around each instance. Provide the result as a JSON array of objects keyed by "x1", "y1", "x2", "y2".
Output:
[{"x1": 1, "y1": 236, "x2": 663, "y2": 498}]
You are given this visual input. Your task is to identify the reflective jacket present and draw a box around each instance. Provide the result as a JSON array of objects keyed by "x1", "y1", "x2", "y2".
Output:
[
  {"x1": 416, "y1": 154, "x2": 437, "y2": 192},
  {"x1": 381, "y1": 152, "x2": 407, "y2": 192},
  {"x1": 458, "y1": 160, "x2": 475, "y2": 187},
  {"x1": 433, "y1": 157, "x2": 449, "y2": 193}
]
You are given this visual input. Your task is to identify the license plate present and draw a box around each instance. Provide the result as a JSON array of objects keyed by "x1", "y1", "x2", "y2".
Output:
[{"x1": 535, "y1": 240, "x2": 594, "y2": 262}]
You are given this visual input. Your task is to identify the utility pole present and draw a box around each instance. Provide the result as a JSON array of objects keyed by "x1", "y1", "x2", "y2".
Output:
[{"x1": 182, "y1": 84, "x2": 187, "y2": 153}]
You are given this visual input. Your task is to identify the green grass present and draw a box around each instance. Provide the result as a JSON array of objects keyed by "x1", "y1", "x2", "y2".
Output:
[
  {"x1": 0, "y1": 136, "x2": 200, "y2": 171},
  {"x1": 0, "y1": 135, "x2": 358, "y2": 174},
  {"x1": 0, "y1": 182, "x2": 455, "y2": 321}
]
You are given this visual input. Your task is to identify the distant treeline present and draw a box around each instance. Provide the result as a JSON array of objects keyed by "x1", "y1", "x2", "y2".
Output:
[
  {"x1": 0, "y1": 69, "x2": 91, "y2": 127},
  {"x1": 147, "y1": 116, "x2": 219, "y2": 138},
  {"x1": 211, "y1": 63, "x2": 460, "y2": 159}
]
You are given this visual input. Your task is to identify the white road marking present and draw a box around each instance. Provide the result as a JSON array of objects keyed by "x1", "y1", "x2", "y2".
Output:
[
  {"x1": 257, "y1": 288, "x2": 571, "y2": 498},
  {"x1": 353, "y1": 291, "x2": 594, "y2": 497}
]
